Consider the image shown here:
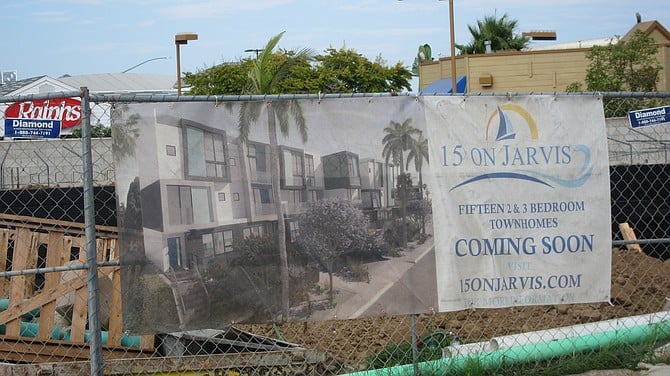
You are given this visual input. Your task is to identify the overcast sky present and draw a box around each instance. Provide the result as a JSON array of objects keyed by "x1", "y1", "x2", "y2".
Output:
[{"x1": 2, "y1": 0, "x2": 669, "y2": 92}]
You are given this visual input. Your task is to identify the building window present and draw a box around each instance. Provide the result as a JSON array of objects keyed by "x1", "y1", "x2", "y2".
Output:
[
  {"x1": 289, "y1": 189, "x2": 301, "y2": 205},
  {"x1": 376, "y1": 162, "x2": 384, "y2": 187},
  {"x1": 305, "y1": 154, "x2": 315, "y2": 186},
  {"x1": 167, "y1": 236, "x2": 183, "y2": 270},
  {"x1": 282, "y1": 149, "x2": 304, "y2": 186},
  {"x1": 222, "y1": 230, "x2": 234, "y2": 253},
  {"x1": 253, "y1": 187, "x2": 272, "y2": 204},
  {"x1": 288, "y1": 221, "x2": 300, "y2": 242},
  {"x1": 167, "y1": 185, "x2": 213, "y2": 225},
  {"x1": 292, "y1": 152, "x2": 304, "y2": 178},
  {"x1": 249, "y1": 144, "x2": 267, "y2": 172},
  {"x1": 203, "y1": 230, "x2": 234, "y2": 256},
  {"x1": 233, "y1": 193, "x2": 240, "y2": 201},
  {"x1": 363, "y1": 191, "x2": 381, "y2": 209},
  {"x1": 218, "y1": 192, "x2": 226, "y2": 201},
  {"x1": 243, "y1": 225, "x2": 265, "y2": 238},
  {"x1": 184, "y1": 124, "x2": 228, "y2": 180},
  {"x1": 347, "y1": 154, "x2": 360, "y2": 178},
  {"x1": 307, "y1": 190, "x2": 319, "y2": 203},
  {"x1": 166, "y1": 145, "x2": 177, "y2": 156}
]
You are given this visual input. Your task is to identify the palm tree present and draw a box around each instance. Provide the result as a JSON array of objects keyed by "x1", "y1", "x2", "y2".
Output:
[
  {"x1": 406, "y1": 133, "x2": 429, "y2": 235},
  {"x1": 411, "y1": 44, "x2": 433, "y2": 76},
  {"x1": 456, "y1": 13, "x2": 529, "y2": 54},
  {"x1": 109, "y1": 104, "x2": 140, "y2": 164},
  {"x1": 382, "y1": 119, "x2": 421, "y2": 248},
  {"x1": 405, "y1": 132, "x2": 429, "y2": 196},
  {"x1": 237, "y1": 31, "x2": 314, "y2": 321}
]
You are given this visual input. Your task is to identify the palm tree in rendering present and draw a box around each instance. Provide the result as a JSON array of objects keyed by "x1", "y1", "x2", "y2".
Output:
[
  {"x1": 406, "y1": 132, "x2": 429, "y2": 235},
  {"x1": 382, "y1": 118, "x2": 421, "y2": 248},
  {"x1": 237, "y1": 31, "x2": 314, "y2": 321},
  {"x1": 406, "y1": 132, "x2": 429, "y2": 197}
]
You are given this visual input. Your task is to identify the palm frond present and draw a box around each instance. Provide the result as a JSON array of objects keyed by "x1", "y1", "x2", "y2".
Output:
[{"x1": 238, "y1": 101, "x2": 263, "y2": 143}]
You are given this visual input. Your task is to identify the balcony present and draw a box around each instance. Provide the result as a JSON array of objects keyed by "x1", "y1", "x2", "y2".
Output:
[
  {"x1": 284, "y1": 201, "x2": 310, "y2": 215},
  {"x1": 253, "y1": 203, "x2": 276, "y2": 216},
  {"x1": 250, "y1": 170, "x2": 272, "y2": 185},
  {"x1": 324, "y1": 176, "x2": 361, "y2": 190}
]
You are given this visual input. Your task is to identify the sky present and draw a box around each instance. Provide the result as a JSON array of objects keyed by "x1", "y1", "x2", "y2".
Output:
[{"x1": 2, "y1": 0, "x2": 670, "y2": 92}]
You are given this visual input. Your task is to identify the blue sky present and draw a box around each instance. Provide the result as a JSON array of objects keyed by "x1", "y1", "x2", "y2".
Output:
[{"x1": 3, "y1": 0, "x2": 669, "y2": 91}]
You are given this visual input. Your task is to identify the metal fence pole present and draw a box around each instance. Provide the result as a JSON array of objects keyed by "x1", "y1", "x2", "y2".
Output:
[
  {"x1": 81, "y1": 87, "x2": 104, "y2": 375},
  {"x1": 411, "y1": 314, "x2": 419, "y2": 375}
]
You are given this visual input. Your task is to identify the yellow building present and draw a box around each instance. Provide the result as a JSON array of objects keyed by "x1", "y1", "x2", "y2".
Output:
[{"x1": 419, "y1": 20, "x2": 670, "y2": 93}]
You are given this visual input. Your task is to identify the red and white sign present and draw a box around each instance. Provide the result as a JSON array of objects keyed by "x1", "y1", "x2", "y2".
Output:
[{"x1": 4, "y1": 98, "x2": 82, "y2": 129}]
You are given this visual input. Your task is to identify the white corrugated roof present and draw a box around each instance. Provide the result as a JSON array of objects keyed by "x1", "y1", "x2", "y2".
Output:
[
  {"x1": 525, "y1": 36, "x2": 621, "y2": 51},
  {"x1": 57, "y1": 73, "x2": 176, "y2": 93}
]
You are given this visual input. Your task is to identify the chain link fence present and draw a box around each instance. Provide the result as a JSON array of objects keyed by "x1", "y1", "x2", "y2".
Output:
[{"x1": 0, "y1": 90, "x2": 668, "y2": 375}]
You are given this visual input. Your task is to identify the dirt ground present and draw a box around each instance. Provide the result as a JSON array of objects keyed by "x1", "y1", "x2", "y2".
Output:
[{"x1": 240, "y1": 248, "x2": 670, "y2": 373}]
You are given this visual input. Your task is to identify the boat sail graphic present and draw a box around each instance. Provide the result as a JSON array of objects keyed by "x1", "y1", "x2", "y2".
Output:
[{"x1": 495, "y1": 106, "x2": 516, "y2": 141}]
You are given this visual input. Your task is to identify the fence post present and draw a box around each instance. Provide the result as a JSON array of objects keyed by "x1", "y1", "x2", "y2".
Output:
[
  {"x1": 81, "y1": 87, "x2": 104, "y2": 375},
  {"x1": 411, "y1": 314, "x2": 419, "y2": 375}
]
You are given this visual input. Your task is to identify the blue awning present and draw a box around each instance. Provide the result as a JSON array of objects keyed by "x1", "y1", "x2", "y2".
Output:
[{"x1": 420, "y1": 76, "x2": 467, "y2": 94}]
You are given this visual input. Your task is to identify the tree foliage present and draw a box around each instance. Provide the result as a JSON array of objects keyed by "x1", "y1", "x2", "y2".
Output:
[
  {"x1": 583, "y1": 30, "x2": 661, "y2": 92},
  {"x1": 298, "y1": 198, "x2": 369, "y2": 257},
  {"x1": 183, "y1": 45, "x2": 411, "y2": 95},
  {"x1": 184, "y1": 61, "x2": 253, "y2": 95},
  {"x1": 412, "y1": 44, "x2": 433, "y2": 76},
  {"x1": 382, "y1": 119, "x2": 421, "y2": 248},
  {"x1": 405, "y1": 132, "x2": 429, "y2": 193},
  {"x1": 456, "y1": 13, "x2": 529, "y2": 54},
  {"x1": 297, "y1": 198, "x2": 369, "y2": 300},
  {"x1": 110, "y1": 104, "x2": 141, "y2": 163},
  {"x1": 567, "y1": 30, "x2": 663, "y2": 117},
  {"x1": 314, "y1": 48, "x2": 411, "y2": 93},
  {"x1": 67, "y1": 123, "x2": 111, "y2": 138}
]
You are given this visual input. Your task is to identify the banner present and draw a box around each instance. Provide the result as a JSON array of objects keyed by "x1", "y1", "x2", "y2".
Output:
[
  {"x1": 423, "y1": 96, "x2": 611, "y2": 311},
  {"x1": 113, "y1": 97, "x2": 436, "y2": 333},
  {"x1": 112, "y1": 95, "x2": 611, "y2": 333}
]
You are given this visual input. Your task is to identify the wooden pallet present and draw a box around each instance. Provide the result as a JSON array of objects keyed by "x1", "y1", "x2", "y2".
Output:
[{"x1": 0, "y1": 213, "x2": 154, "y2": 361}]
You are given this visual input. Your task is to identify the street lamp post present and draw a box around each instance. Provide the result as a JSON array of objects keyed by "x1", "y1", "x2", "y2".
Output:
[
  {"x1": 399, "y1": 0, "x2": 457, "y2": 93},
  {"x1": 244, "y1": 49, "x2": 262, "y2": 58},
  {"x1": 435, "y1": 0, "x2": 457, "y2": 92},
  {"x1": 175, "y1": 32, "x2": 198, "y2": 95},
  {"x1": 447, "y1": 0, "x2": 457, "y2": 93},
  {"x1": 122, "y1": 56, "x2": 169, "y2": 73}
]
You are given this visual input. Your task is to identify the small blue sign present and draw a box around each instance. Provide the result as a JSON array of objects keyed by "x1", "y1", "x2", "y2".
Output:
[
  {"x1": 4, "y1": 118, "x2": 62, "y2": 138},
  {"x1": 628, "y1": 106, "x2": 670, "y2": 129}
]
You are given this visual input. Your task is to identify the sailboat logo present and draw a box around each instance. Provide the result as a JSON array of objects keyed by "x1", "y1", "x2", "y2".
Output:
[
  {"x1": 485, "y1": 104, "x2": 538, "y2": 141},
  {"x1": 495, "y1": 107, "x2": 516, "y2": 141},
  {"x1": 449, "y1": 103, "x2": 594, "y2": 191}
]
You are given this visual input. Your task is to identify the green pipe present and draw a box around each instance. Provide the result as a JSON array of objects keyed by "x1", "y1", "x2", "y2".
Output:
[
  {"x1": 0, "y1": 321, "x2": 63, "y2": 340},
  {"x1": 0, "y1": 298, "x2": 42, "y2": 320},
  {"x1": 341, "y1": 320, "x2": 670, "y2": 376},
  {"x1": 63, "y1": 328, "x2": 142, "y2": 348},
  {"x1": 0, "y1": 321, "x2": 140, "y2": 348}
]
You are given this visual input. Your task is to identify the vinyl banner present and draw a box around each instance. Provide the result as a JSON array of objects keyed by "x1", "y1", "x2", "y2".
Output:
[
  {"x1": 113, "y1": 95, "x2": 611, "y2": 334},
  {"x1": 423, "y1": 96, "x2": 612, "y2": 311},
  {"x1": 113, "y1": 97, "x2": 436, "y2": 333}
]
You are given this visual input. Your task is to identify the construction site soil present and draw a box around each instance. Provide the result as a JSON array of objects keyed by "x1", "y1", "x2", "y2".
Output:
[{"x1": 240, "y1": 248, "x2": 670, "y2": 372}]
